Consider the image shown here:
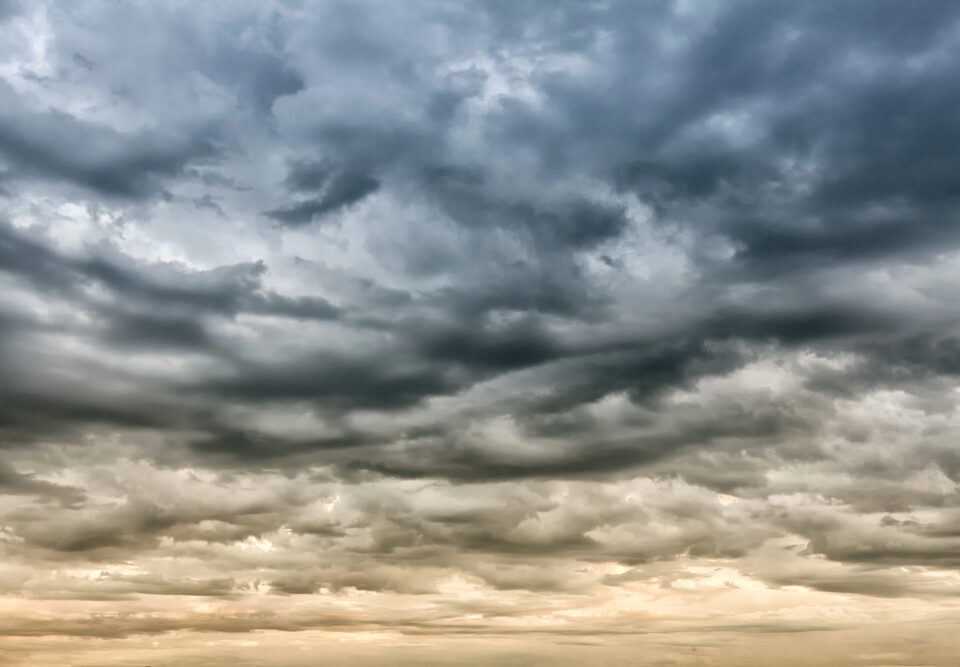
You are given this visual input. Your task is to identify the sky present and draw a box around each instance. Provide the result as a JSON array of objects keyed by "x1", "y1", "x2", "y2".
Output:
[{"x1": 1, "y1": 1, "x2": 960, "y2": 665}]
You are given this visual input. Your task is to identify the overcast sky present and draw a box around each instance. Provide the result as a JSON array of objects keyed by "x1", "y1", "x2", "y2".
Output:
[{"x1": 2, "y1": 1, "x2": 960, "y2": 665}]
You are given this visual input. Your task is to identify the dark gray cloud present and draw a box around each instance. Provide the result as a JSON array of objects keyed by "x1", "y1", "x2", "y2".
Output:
[
  {"x1": 0, "y1": 91, "x2": 218, "y2": 199},
  {"x1": 0, "y1": 460, "x2": 84, "y2": 506},
  {"x1": 1, "y1": 0, "x2": 957, "y2": 480},
  {"x1": 266, "y1": 168, "x2": 381, "y2": 226}
]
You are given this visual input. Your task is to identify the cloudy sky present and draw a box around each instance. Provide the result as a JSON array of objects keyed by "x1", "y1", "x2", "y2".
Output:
[{"x1": 2, "y1": 1, "x2": 960, "y2": 665}]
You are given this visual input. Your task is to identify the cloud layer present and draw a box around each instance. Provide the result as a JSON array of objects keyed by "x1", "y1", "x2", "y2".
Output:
[{"x1": 2, "y1": 1, "x2": 960, "y2": 664}]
